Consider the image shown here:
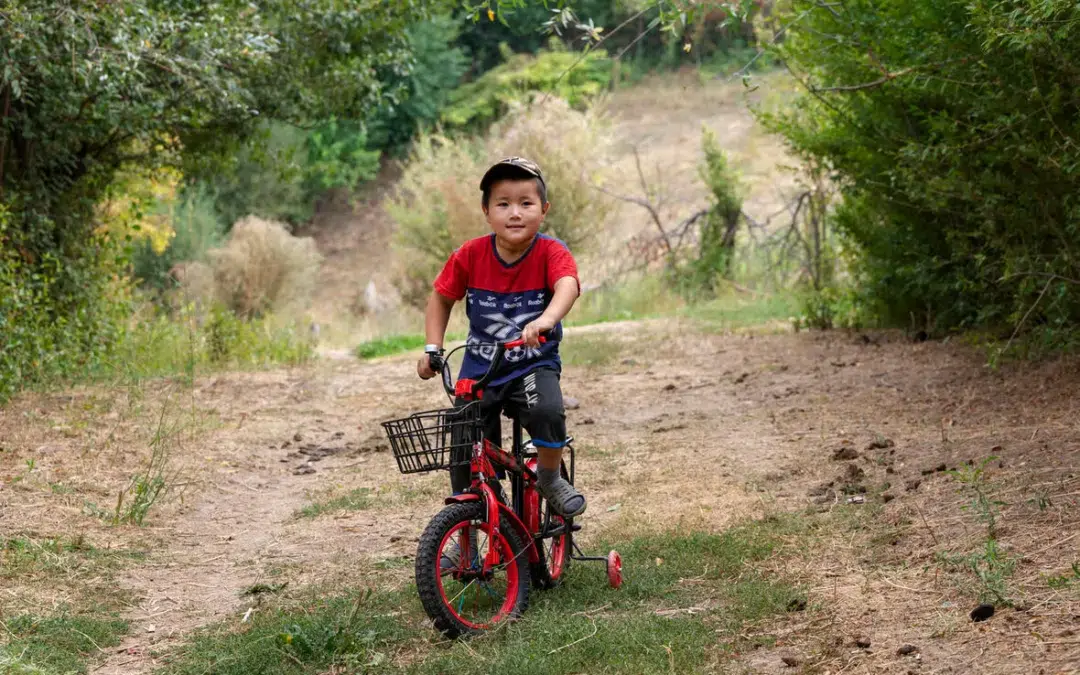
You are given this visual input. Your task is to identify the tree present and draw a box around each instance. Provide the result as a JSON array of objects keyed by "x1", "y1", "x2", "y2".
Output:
[
  {"x1": 0, "y1": 0, "x2": 447, "y2": 397},
  {"x1": 759, "y1": 0, "x2": 1080, "y2": 335}
]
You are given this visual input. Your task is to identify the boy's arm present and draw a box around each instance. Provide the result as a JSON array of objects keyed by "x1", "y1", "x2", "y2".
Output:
[
  {"x1": 521, "y1": 275, "x2": 578, "y2": 348},
  {"x1": 417, "y1": 291, "x2": 456, "y2": 379}
]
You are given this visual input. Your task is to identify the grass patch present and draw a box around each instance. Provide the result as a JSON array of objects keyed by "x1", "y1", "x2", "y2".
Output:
[
  {"x1": 0, "y1": 614, "x2": 129, "y2": 674},
  {"x1": 296, "y1": 488, "x2": 374, "y2": 519},
  {"x1": 355, "y1": 334, "x2": 428, "y2": 360},
  {"x1": 560, "y1": 333, "x2": 623, "y2": 368},
  {"x1": 355, "y1": 332, "x2": 467, "y2": 360},
  {"x1": 159, "y1": 516, "x2": 806, "y2": 674},
  {"x1": 682, "y1": 291, "x2": 799, "y2": 331},
  {"x1": 568, "y1": 276, "x2": 683, "y2": 326},
  {"x1": 1, "y1": 536, "x2": 145, "y2": 578}
]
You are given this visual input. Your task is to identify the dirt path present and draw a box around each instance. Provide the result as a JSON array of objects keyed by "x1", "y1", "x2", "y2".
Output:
[{"x1": 4, "y1": 321, "x2": 1079, "y2": 674}]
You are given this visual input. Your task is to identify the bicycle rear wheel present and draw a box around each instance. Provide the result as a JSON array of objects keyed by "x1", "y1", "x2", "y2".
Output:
[{"x1": 415, "y1": 502, "x2": 530, "y2": 639}]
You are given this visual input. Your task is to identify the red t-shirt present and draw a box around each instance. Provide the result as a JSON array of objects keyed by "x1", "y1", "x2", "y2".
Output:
[{"x1": 434, "y1": 233, "x2": 579, "y2": 387}]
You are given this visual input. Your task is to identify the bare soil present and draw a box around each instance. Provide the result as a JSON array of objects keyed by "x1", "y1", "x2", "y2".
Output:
[{"x1": 2, "y1": 323, "x2": 1079, "y2": 674}]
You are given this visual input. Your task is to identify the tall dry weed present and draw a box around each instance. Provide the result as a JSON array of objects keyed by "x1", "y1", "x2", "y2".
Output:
[
  {"x1": 208, "y1": 216, "x2": 322, "y2": 318},
  {"x1": 388, "y1": 97, "x2": 613, "y2": 308}
]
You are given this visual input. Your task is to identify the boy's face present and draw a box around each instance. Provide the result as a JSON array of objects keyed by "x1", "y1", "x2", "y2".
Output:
[{"x1": 483, "y1": 178, "x2": 549, "y2": 250}]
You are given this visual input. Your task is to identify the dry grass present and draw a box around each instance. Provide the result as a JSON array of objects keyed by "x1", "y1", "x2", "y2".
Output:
[
  {"x1": 387, "y1": 97, "x2": 615, "y2": 309},
  {"x1": 209, "y1": 216, "x2": 323, "y2": 318}
]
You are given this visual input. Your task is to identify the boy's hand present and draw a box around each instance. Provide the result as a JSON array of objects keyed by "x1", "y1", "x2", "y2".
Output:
[
  {"x1": 521, "y1": 316, "x2": 555, "y2": 348},
  {"x1": 417, "y1": 354, "x2": 437, "y2": 380}
]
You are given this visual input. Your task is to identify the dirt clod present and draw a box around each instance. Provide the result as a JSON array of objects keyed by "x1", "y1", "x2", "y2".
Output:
[
  {"x1": 293, "y1": 466, "x2": 315, "y2": 475},
  {"x1": 734, "y1": 372, "x2": 750, "y2": 384},
  {"x1": 970, "y1": 604, "x2": 995, "y2": 622},
  {"x1": 882, "y1": 493, "x2": 895, "y2": 503},
  {"x1": 662, "y1": 384, "x2": 677, "y2": 392},
  {"x1": 897, "y1": 644, "x2": 919, "y2": 656},
  {"x1": 293, "y1": 432, "x2": 303, "y2": 442},
  {"x1": 855, "y1": 637, "x2": 872, "y2": 649},
  {"x1": 844, "y1": 463, "x2": 865, "y2": 481},
  {"x1": 905, "y1": 479, "x2": 922, "y2": 491},
  {"x1": 781, "y1": 654, "x2": 800, "y2": 667},
  {"x1": 579, "y1": 417, "x2": 595, "y2": 425},
  {"x1": 832, "y1": 445, "x2": 859, "y2": 461},
  {"x1": 787, "y1": 598, "x2": 807, "y2": 612},
  {"x1": 867, "y1": 437, "x2": 895, "y2": 450}
]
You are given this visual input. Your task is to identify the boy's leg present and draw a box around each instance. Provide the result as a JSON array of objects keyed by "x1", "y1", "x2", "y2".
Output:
[{"x1": 508, "y1": 368, "x2": 586, "y2": 517}]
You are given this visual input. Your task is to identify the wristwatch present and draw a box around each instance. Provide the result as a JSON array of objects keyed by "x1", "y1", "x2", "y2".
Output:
[{"x1": 424, "y1": 344, "x2": 442, "y2": 355}]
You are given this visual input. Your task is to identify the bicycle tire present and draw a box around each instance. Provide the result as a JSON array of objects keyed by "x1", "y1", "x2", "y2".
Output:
[{"x1": 415, "y1": 502, "x2": 530, "y2": 639}]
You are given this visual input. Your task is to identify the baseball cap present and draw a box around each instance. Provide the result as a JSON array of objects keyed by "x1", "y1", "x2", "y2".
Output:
[{"x1": 479, "y1": 157, "x2": 546, "y2": 193}]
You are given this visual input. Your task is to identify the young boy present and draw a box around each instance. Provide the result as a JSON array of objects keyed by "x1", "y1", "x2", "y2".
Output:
[{"x1": 416, "y1": 157, "x2": 586, "y2": 518}]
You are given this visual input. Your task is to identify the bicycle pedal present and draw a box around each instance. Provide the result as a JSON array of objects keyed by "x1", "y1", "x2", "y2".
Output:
[{"x1": 570, "y1": 523, "x2": 582, "y2": 532}]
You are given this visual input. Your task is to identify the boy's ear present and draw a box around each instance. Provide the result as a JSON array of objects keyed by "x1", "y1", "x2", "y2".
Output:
[{"x1": 541, "y1": 202, "x2": 551, "y2": 216}]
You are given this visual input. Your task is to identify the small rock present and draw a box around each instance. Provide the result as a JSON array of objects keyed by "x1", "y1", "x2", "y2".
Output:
[
  {"x1": 332, "y1": 431, "x2": 345, "y2": 439},
  {"x1": 855, "y1": 637, "x2": 871, "y2": 649},
  {"x1": 832, "y1": 445, "x2": 859, "y2": 461},
  {"x1": 780, "y1": 654, "x2": 800, "y2": 667},
  {"x1": 293, "y1": 432, "x2": 303, "y2": 442},
  {"x1": 662, "y1": 383, "x2": 677, "y2": 392},
  {"x1": 897, "y1": 644, "x2": 918, "y2": 656},
  {"x1": 905, "y1": 479, "x2": 922, "y2": 491},
  {"x1": 580, "y1": 417, "x2": 595, "y2": 425},
  {"x1": 621, "y1": 358, "x2": 639, "y2": 366},
  {"x1": 970, "y1": 604, "x2": 995, "y2": 622},
  {"x1": 935, "y1": 463, "x2": 947, "y2": 472},
  {"x1": 882, "y1": 493, "x2": 895, "y2": 503},
  {"x1": 734, "y1": 372, "x2": 749, "y2": 384},
  {"x1": 281, "y1": 440, "x2": 291, "y2": 449},
  {"x1": 564, "y1": 396, "x2": 581, "y2": 410},
  {"x1": 293, "y1": 466, "x2": 316, "y2": 475},
  {"x1": 886, "y1": 466, "x2": 896, "y2": 474},
  {"x1": 390, "y1": 535, "x2": 403, "y2": 543}
]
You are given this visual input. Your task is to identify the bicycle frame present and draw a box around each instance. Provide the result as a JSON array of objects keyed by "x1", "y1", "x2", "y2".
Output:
[{"x1": 427, "y1": 335, "x2": 614, "y2": 586}]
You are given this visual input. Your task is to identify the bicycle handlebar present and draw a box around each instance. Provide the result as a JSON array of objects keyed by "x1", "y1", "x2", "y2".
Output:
[{"x1": 431, "y1": 335, "x2": 548, "y2": 400}]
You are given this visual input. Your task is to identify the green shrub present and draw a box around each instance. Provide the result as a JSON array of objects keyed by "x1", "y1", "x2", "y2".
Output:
[
  {"x1": 762, "y1": 0, "x2": 1080, "y2": 339},
  {"x1": 667, "y1": 127, "x2": 744, "y2": 299},
  {"x1": 367, "y1": 16, "x2": 470, "y2": 155},
  {"x1": 130, "y1": 186, "x2": 225, "y2": 291},
  {"x1": 440, "y1": 40, "x2": 612, "y2": 133},
  {"x1": 207, "y1": 121, "x2": 381, "y2": 228},
  {"x1": 388, "y1": 97, "x2": 613, "y2": 308}
]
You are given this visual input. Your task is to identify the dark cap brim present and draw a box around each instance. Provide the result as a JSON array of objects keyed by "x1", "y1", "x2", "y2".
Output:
[{"x1": 479, "y1": 159, "x2": 545, "y2": 192}]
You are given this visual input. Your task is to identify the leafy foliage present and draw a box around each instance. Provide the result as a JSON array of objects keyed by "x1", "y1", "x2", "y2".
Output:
[
  {"x1": 761, "y1": 0, "x2": 1080, "y2": 337},
  {"x1": 440, "y1": 41, "x2": 613, "y2": 132},
  {"x1": 0, "y1": 0, "x2": 441, "y2": 401},
  {"x1": 367, "y1": 16, "x2": 471, "y2": 155},
  {"x1": 668, "y1": 127, "x2": 744, "y2": 296},
  {"x1": 207, "y1": 120, "x2": 381, "y2": 228}
]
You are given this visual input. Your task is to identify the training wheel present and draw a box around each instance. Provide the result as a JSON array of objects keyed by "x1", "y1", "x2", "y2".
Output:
[{"x1": 606, "y1": 549, "x2": 623, "y2": 589}]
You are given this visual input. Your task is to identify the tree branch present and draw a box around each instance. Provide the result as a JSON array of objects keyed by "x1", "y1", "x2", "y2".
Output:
[{"x1": 811, "y1": 57, "x2": 973, "y2": 93}]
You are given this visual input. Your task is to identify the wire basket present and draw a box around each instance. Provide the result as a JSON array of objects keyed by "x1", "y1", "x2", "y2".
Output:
[{"x1": 382, "y1": 402, "x2": 485, "y2": 475}]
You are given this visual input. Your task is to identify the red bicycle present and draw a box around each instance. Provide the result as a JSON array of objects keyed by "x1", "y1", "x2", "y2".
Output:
[{"x1": 382, "y1": 337, "x2": 622, "y2": 639}]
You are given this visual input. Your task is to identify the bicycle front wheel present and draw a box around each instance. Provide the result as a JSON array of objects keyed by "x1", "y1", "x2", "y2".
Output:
[{"x1": 415, "y1": 502, "x2": 530, "y2": 639}]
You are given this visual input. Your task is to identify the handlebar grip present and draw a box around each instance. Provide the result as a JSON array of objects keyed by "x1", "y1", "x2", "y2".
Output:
[
  {"x1": 504, "y1": 336, "x2": 548, "y2": 350},
  {"x1": 427, "y1": 352, "x2": 444, "y2": 373}
]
